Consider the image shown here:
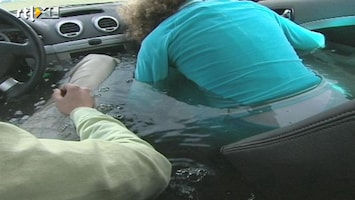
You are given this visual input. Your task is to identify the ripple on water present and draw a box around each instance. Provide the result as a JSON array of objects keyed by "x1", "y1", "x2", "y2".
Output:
[{"x1": 165, "y1": 158, "x2": 215, "y2": 200}]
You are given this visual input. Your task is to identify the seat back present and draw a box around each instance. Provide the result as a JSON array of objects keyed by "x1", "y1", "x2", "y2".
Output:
[{"x1": 221, "y1": 99, "x2": 355, "y2": 200}]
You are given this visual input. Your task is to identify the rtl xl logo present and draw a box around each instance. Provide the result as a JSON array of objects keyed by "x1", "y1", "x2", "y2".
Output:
[{"x1": 17, "y1": 6, "x2": 60, "y2": 21}]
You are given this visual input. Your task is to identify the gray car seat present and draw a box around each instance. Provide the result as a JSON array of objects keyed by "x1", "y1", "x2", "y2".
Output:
[{"x1": 221, "y1": 99, "x2": 355, "y2": 200}]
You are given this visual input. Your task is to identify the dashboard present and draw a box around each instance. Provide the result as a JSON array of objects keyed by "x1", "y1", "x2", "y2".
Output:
[{"x1": 1, "y1": 2, "x2": 134, "y2": 70}]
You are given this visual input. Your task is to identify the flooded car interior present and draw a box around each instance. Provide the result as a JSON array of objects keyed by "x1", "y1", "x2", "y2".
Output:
[{"x1": 1, "y1": 0, "x2": 355, "y2": 199}]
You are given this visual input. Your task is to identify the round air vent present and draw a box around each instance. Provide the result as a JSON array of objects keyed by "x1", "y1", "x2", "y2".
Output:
[
  {"x1": 56, "y1": 20, "x2": 83, "y2": 38},
  {"x1": 94, "y1": 16, "x2": 119, "y2": 33}
]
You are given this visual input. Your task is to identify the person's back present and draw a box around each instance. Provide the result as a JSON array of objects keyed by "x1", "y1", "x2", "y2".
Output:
[{"x1": 135, "y1": 0, "x2": 325, "y2": 107}]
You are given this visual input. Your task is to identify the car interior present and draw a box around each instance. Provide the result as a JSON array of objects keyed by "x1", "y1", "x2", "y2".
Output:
[
  {"x1": 1, "y1": 0, "x2": 355, "y2": 98},
  {"x1": 1, "y1": 0, "x2": 355, "y2": 199}
]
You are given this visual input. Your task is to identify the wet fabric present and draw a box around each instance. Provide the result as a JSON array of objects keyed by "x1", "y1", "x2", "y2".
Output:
[
  {"x1": 68, "y1": 54, "x2": 119, "y2": 90},
  {"x1": 0, "y1": 107, "x2": 171, "y2": 200},
  {"x1": 135, "y1": 0, "x2": 325, "y2": 107}
]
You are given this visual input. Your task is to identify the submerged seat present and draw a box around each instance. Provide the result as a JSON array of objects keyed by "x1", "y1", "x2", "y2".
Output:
[{"x1": 221, "y1": 99, "x2": 355, "y2": 200}]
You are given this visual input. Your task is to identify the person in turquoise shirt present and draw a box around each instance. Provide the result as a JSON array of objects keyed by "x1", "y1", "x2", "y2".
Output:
[
  {"x1": 123, "y1": 0, "x2": 327, "y2": 108},
  {"x1": 0, "y1": 83, "x2": 171, "y2": 200}
]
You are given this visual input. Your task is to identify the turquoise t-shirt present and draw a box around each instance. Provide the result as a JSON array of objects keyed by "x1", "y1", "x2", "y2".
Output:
[{"x1": 135, "y1": 0, "x2": 324, "y2": 107}]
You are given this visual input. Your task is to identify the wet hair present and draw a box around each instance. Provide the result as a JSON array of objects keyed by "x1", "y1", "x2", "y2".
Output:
[{"x1": 118, "y1": 0, "x2": 186, "y2": 43}]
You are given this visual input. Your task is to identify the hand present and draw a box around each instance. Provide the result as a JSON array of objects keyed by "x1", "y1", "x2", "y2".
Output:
[{"x1": 52, "y1": 84, "x2": 95, "y2": 115}]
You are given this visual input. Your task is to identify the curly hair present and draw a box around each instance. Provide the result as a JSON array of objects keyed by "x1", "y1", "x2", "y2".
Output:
[{"x1": 118, "y1": 0, "x2": 186, "y2": 43}]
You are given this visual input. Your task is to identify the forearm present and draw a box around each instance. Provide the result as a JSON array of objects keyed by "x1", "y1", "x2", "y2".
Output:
[
  {"x1": 275, "y1": 12, "x2": 325, "y2": 50},
  {"x1": 68, "y1": 107, "x2": 172, "y2": 198},
  {"x1": 71, "y1": 107, "x2": 150, "y2": 144}
]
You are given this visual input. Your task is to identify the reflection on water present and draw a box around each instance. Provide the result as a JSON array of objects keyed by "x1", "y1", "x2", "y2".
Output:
[
  {"x1": 303, "y1": 42, "x2": 355, "y2": 99},
  {"x1": 1, "y1": 43, "x2": 355, "y2": 199}
]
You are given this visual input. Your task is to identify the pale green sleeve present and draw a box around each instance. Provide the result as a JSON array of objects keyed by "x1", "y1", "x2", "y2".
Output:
[{"x1": 0, "y1": 108, "x2": 171, "y2": 200}]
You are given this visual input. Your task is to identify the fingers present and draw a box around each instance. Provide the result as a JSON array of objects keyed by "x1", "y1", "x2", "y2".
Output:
[
  {"x1": 52, "y1": 88, "x2": 63, "y2": 100},
  {"x1": 61, "y1": 84, "x2": 91, "y2": 95},
  {"x1": 54, "y1": 84, "x2": 88, "y2": 98},
  {"x1": 52, "y1": 83, "x2": 95, "y2": 115},
  {"x1": 61, "y1": 83, "x2": 77, "y2": 92}
]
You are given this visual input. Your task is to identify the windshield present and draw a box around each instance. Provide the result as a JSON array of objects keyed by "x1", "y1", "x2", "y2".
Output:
[{"x1": 0, "y1": 0, "x2": 117, "y2": 11}]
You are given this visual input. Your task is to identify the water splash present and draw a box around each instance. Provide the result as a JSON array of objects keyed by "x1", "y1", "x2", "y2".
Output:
[
  {"x1": 59, "y1": 123, "x2": 71, "y2": 132},
  {"x1": 33, "y1": 99, "x2": 46, "y2": 110},
  {"x1": 7, "y1": 114, "x2": 30, "y2": 125},
  {"x1": 175, "y1": 168, "x2": 208, "y2": 183},
  {"x1": 96, "y1": 103, "x2": 119, "y2": 113},
  {"x1": 95, "y1": 104, "x2": 125, "y2": 120},
  {"x1": 168, "y1": 182, "x2": 199, "y2": 200},
  {"x1": 164, "y1": 158, "x2": 215, "y2": 200},
  {"x1": 98, "y1": 87, "x2": 110, "y2": 92},
  {"x1": 247, "y1": 193, "x2": 256, "y2": 200},
  {"x1": 167, "y1": 167, "x2": 212, "y2": 200}
]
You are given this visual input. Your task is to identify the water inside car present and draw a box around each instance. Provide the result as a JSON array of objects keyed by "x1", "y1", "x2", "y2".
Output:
[{"x1": 1, "y1": 0, "x2": 355, "y2": 199}]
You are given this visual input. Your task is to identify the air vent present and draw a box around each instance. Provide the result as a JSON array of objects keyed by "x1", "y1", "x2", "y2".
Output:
[
  {"x1": 56, "y1": 20, "x2": 83, "y2": 38},
  {"x1": 94, "y1": 16, "x2": 119, "y2": 33}
]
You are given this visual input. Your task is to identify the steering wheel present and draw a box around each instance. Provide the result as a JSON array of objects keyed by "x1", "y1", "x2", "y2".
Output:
[{"x1": 0, "y1": 8, "x2": 46, "y2": 98}]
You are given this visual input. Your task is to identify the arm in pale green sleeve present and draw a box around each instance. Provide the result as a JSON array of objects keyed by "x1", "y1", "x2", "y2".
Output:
[
  {"x1": 0, "y1": 108, "x2": 171, "y2": 200},
  {"x1": 273, "y1": 11, "x2": 325, "y2": 50},
  {"x1": 69, "y1": 107, "x2": 172, "y2": 199}
]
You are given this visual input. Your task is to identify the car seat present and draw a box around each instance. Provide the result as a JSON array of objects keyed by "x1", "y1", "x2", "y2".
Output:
[{"x1": 221, "y1": 99, "x2": 355, "y2": 200}]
